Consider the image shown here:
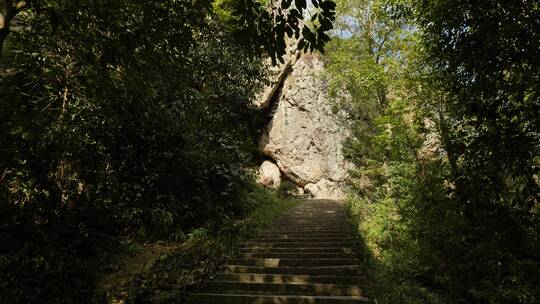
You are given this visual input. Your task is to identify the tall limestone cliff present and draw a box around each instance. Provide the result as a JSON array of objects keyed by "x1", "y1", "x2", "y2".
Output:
[{"x1": 257, "y1": 53, "x2": 352, "y2": 199}]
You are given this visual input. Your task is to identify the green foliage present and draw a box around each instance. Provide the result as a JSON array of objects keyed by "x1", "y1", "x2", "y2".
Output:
[
  {"x1": 325, "y1": 0, "x2": 412, "y2": 166},
  {"x1": 407, "y1": 0, "x2": 540, "y2": 302},
  {"x1": 0, "y1": 0, "x2": 334, "y2": 303},
  {"x1": 120, "y1": 239, "x2": 144, "y2": 256},
  {"x1": 197, "y1": 0, "x2": 336, "y2": 64},
  {"x1": 331, "y1": 0, "x2": 540, "y2": 303},
  {"x1": 2, "y1": 0, "x2": 337, "y2": 65},
  {"x1": 277, "y1": 179, "x2": 298, "y2": 198},
  {"x1": 150, "y1": 209, "x2": 174, "y2": 237},
  {"x1": 187, "y1": 228, "x2": 210, "y2": 242},
  {"x1": 410, "y1": 0, "x2": 540, "y2": 209},
  {"x1": 124, "y1": 184, "x2": 300, "y2": 303}
]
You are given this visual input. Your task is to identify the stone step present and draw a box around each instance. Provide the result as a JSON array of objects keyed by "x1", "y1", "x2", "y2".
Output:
[
  {"x1": 285, "y1": 211, "x2": 346, "y2": 213},
  {"x1": 188, "y1": 293, "x2": 370, "y2": 304},
  {"x1": 246, "y1": 241, "x2": 352, "y2": 248},
  {"x1": 280, "y1": 214, "x2": 347, "y2": 217},
  {"x1": 274, "y1": 219, "x2": 347, "y2": 223},
  {"x1": 257, "y1": 236, "x2": 350, "y2": 241},
  {"x1": 262, "y1": 229, "x2": 351, "y2": 234},
  {"x1": 221, "y1": 265, "x2": 363, "y2": 276},
  {"x1": 187, "y1": 200, "x2": 370, "y2": 304},
  {"x1": 241, "y1": 247, "x2": 355, "y2": 254},
  {"x1": 269, "y1": 218, "x2": 347, "y2": 221},
  {"x1": 213, "y1": 273, "x2": 368, "y2": 285},
  {"x1": 268, "y1": 224, "x2": 349, "y2": 228},
  {"x1": 271, "y1": 224, "x2": 348, "y2": 228},
  {"x1": 271, "y1": 219, "x2": 347, "y2": 222},
  {"x1": 259, "y1": 232, "x2": 349, "y2": 237},
  {"x1": 281, "y1": 215, "x2": 346, "y2": 217},
  {"x1": 229, "y1": 258, "x2": 360, "y2": 267},
  {"x1": 204, "y1": 281, "x2": 366, "y2": 297},
  {"x1": 266, "y1": 228, "x2": 350, "y2": 232},
  {"x1": 240, "y1": 252, "x2": 356, "y2": 259},
  {"x1": 259, "y1": 229, "x2": 351, "y2": 236},
  {"x1": 262, "y1": 227, "x2": 349, "y2": 232},
  {"x1": 277, "y1": 216, "x2": 346, "y2": 218},
  {"x1": 253, "y1": 237, "x2": 351, "y2": 243},
  {"x1": 266, "y1": 224, "x2": 350, "y2": 228}
]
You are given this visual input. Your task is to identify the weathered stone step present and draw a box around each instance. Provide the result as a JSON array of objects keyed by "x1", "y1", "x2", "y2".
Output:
[
  {"x1": 268, "y1": 223, "x2": 349, "y2": 227},
  {"x1": 278, "y1": 215, "x2": 346, "y2": 217},
  {"x1": 257, "y1": 236, "x2": 349, "y2": 241},
  {"x1": 240, "y1": 252, "x2": 356, "y2": 259},
  {"x1": 266, "y1": 228, "x2": 350, "y2": 232},
  {"x1": 272, "y1": 218, "x2": 347, "y2": 222},
  {"x1": 259, "y1": 232, "x2": 348, "y2": 237},
  {"x1": 229, "y1": 258, "x2": 359, "y2": 267},
  {"x1": 188, "y1": 293, "x2": 370, "y2": 304},
  {"x1": 272, "y1": 225, "x2": 348, "y2": 229},
  {"x1": 289, "y1": 204, "x2": 344, "y2": 208},
  {"x1": 246, "y1": 241, "x2": 351, "y2": 248},
  {"x1": 256, "y1": 235, "x2": 349, "y2": 241},
  {"x1": 275, "y1": 219, "x2": 347, "y2": 223},
  {"x1": 280, "y1": 211, "x2": 346, "y2": 214},
  {"x1": 213, "y1": 273, "x2": 368, "y2": 285},
  {"x1": 278, "y1": 215, "x2": 347, "y2": 217},
  {"x1": 262, "y1": 229, "x2": 351, "y2": 234},
  {"x1": 253, "y1": 237, "x2": 351, "y2": 243},
  {"x1": 221, "y1": 265, "x2": 363, "y2": 276},
  {"x1": 270, "y1": 218, "x2": 347, "y2": 222},
  {"x1": 204, "y1": 281, "x2": 366, "y2": 296},
  {"x1": 268, "y1": 225, "x2": 349, "y2": 230},
  {"x1": 261, "y1": 227, "x2": 351, "y2": 235},
  {"x1": 187, "y1": 200, "x2": 369, "y2": 304},
  {"x1": 241, "y1": 247, "x2": 355, "y2": 254},
  {"x1": 275, "y1": 223, "x2": 346, "y2": 226},
  {"x1": 277, "y1": 215, "x2": 347, "y2": 217}
]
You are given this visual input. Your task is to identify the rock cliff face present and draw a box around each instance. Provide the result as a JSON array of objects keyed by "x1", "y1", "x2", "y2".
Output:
[{"x1": 258, "y1": 54, "x2": 352, "y2": 199}]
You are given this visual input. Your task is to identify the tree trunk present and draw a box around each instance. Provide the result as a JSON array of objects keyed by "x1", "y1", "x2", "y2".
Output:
[
  {"x1": 0, "y1": 1, "x2": 28, "y2": 57},
  {"x1": 0, "y1": 24, "x2": 9, "y2": 57},
  {"x1": 0, "y1": 0, "x2": 12, "y2": 57},
  {"x1": 437, "y1": 106, "x2": 459, "y2": 182}
]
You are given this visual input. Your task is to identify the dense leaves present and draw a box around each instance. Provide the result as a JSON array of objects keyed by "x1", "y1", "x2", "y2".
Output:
[
  {"x1": 1, "y1": 0, "x2": 337, "y2": 64},
  {"x1": 328, "y1": 0, "x2": 540, "y2": 303},
  {"x1": 410, "y1": 1, "x2": 540, "y2": 302},
  {"x1": 213, "y1": 0, "x2": 336, "y2": 64},
  {"x1": 0, "y1": 1, "x2": 335, "y2": 303}
]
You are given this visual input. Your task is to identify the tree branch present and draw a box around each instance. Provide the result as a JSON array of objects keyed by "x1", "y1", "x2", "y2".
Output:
[{"x1": 375, "y1": 24, "x2": 398, "y2": 64}]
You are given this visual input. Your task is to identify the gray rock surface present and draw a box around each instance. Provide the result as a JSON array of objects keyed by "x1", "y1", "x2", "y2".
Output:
[
  {"x1": 304, "y1": 179, "x2": 345, "y2": 199},
  {"x1": 259, "y1": 54, "x2": 352, "y2": 199}
]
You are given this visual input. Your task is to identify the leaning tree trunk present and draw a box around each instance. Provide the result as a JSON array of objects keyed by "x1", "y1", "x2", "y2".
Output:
[
  {"x1": 0, "y1": 0, "x2": 28, "y2": 57},
  {"x1": 0, "y1": 27, "x2": 7, "y2": 56}
]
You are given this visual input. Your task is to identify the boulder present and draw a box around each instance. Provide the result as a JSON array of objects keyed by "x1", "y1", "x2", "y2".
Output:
[
  {"x1": 304, "y1": 179, "x2": 345, "y2": 200},
  {"x1": 259, "y1": 160, "x2": 281, "y2": 189}
]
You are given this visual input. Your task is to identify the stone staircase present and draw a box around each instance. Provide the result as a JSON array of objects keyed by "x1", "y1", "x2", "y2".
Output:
[{"x1": 188, "y1": 199, "x2": 370, "y2": 304}]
